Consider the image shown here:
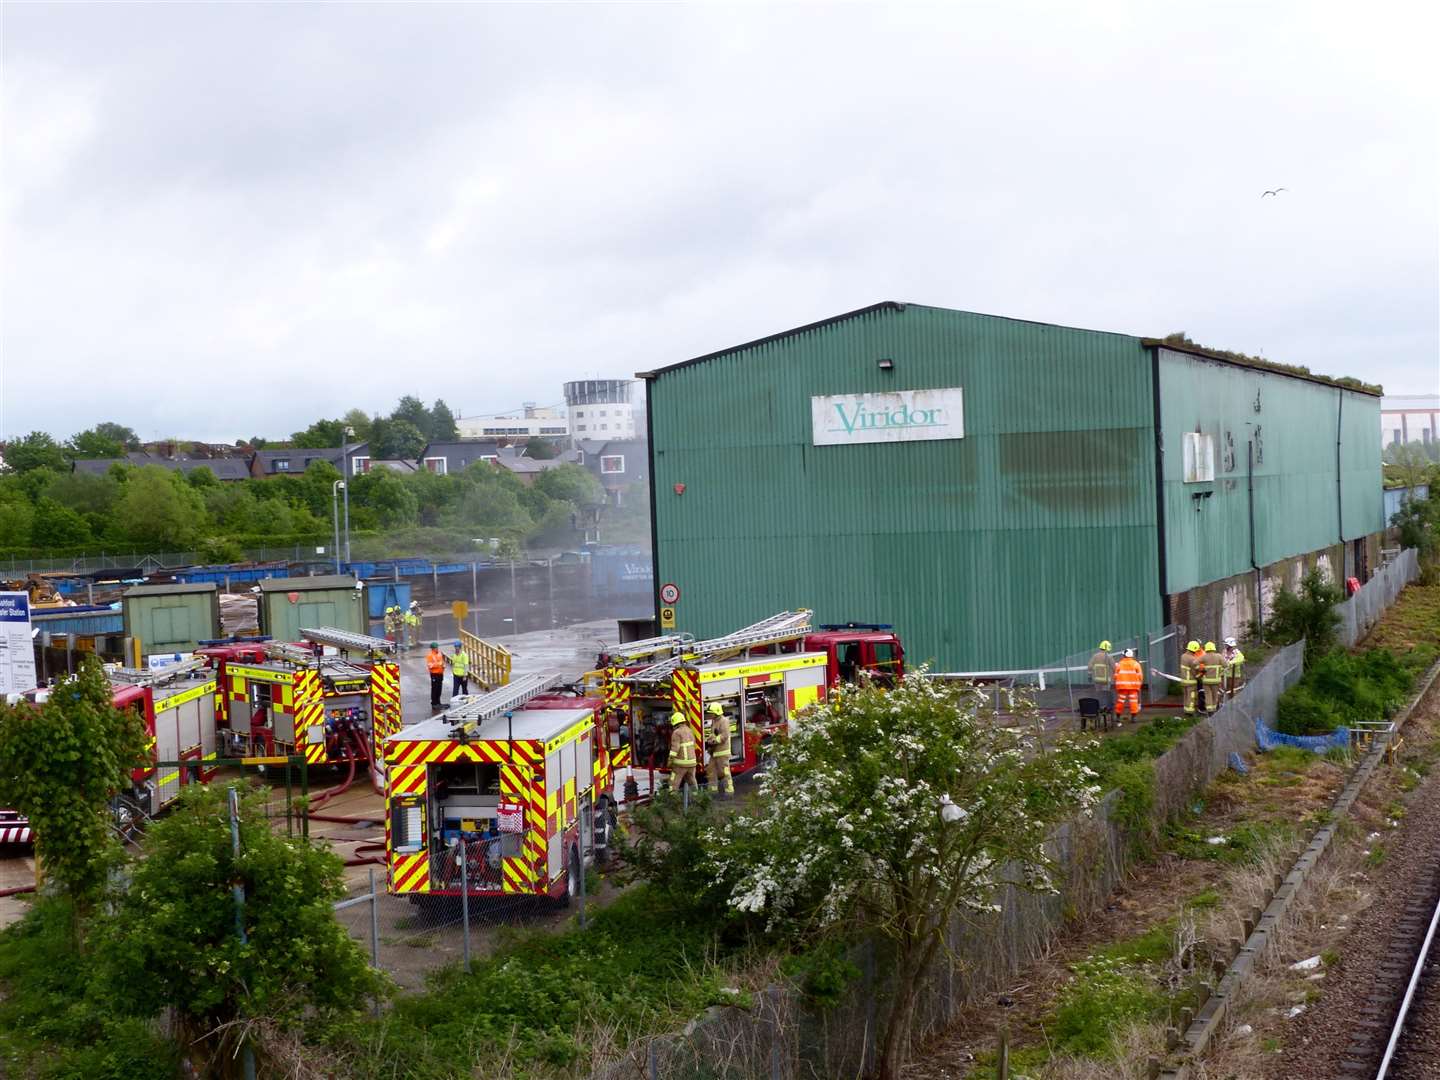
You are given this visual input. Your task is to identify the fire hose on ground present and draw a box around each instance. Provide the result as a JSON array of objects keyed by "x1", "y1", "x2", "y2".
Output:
[{"x1": 303, "y1": 729, "x2": 387, "y2": 866}]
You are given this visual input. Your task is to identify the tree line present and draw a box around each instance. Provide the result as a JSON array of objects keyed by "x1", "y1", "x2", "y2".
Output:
[
  {"x1": 0, "y1": 396, "x2": 465, "y2": 473},
  {"x1": 0, "y1": 454, "x2": 646, "y2": 560}
]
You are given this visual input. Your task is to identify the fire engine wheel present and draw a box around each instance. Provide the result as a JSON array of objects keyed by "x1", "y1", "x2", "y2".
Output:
[
  {"x1": 563, "y1": 847, "x2": 582, "y2": 907},
  {"x1": 112, "y1": 795, "x2": 146, "y2": 842}
]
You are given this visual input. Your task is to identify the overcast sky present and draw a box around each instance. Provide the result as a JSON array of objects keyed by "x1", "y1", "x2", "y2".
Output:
[{"x1": 2, "y1": 1, "x2": 1436, "y2": 445}]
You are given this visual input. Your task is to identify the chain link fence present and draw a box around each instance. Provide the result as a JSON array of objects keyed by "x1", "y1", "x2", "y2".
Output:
[
  {"x1": 331, "y1": 796, "x2": 603, "y2": 990},
  {"x1": 929, "y1": 623, "x2": 1187, "y2": 726},
  {"x1": 1337, "y1": 547, "x2": 1420, "y2": 648}
]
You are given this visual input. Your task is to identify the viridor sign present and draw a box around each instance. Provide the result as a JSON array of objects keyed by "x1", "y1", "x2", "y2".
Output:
[{"x1": 811, "y1": 387, "x2": 965, "y2": 446}]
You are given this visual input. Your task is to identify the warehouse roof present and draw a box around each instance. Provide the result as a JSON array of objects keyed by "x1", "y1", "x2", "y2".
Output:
[
  {"x1": 1142, "y1": 338, "x2": 1382, "y2": 397},
  {"x1": 256, "y1": 575, "x2": 360, "y2": 592},
  {"x1": 638, "y1": 300, "x2": 1381, "y2": 396}
]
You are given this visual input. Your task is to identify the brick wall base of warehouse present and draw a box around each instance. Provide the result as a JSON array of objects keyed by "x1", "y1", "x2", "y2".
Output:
[{"x1": 1170, "y1": 533, "x2": 1382, "y2": 646}]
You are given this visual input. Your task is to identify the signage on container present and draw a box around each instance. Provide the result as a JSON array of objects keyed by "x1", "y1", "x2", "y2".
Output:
[
  {"x1": 0, "y1": 592, "x2": 37, "y2": 697},
  {"x1": 810, "y1": 387, "x2": 965, "y2": 447}
]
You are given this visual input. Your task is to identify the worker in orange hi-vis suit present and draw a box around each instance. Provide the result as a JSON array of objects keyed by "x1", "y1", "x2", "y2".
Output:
[{"x1": 1113, "y1": 648, "x2": 1144, "y2": 723}]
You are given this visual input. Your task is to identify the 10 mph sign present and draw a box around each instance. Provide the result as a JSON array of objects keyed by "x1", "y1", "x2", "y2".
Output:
[{"x1": 659, "y1": 582, "x2": 680, "y2": 605}]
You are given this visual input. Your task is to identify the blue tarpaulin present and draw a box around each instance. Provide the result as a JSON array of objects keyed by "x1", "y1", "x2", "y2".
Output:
[{"x1": 1254, "y1": 717, "x2": 1350, "y2": 754}]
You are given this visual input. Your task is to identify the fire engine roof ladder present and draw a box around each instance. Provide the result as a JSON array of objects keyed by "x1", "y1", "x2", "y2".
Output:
[
  {"x1": 445, "y1": 671, "x2": 565, "y2": 739},
  {"x1": 605, "y1": 633, "x2": 695, "y2": 665},
  {"x1": 621, "y1": 609, "x2": 813, "y2": 684},
  {"x1": 106, "y1": 657, "x2": 210, "y2": 687},
  {"x1": 265, "y1": 641, "x2": 322, "y2": 666},
  {"x1": 300, "y1": 626, "x2": 399, "y2": 657}
]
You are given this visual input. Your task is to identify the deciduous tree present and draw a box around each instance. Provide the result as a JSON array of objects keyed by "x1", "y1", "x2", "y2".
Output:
[
  {"x1": 0, "y1": 660, "x2": 148, "y2": 914},
  {"x1": 114, "y1": 466, "x2": 206, "y2": 550},
  {"x1": 2, "y1": 431, "x2": 67, "y2": 474},
  {"x1": 708, "y1": 675, "x2": 1099, "y2": 1080},
  {"x1": 98, "y1": 783, "x2": 384, "y2": 1072}
]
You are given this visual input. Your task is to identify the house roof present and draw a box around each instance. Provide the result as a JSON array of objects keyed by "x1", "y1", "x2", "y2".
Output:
[
  {"x1": 73, "y1": 455, "x2": 251, "y2": 480},
  {"x1": 575, "y1": 439, "x2": 647, "y2": 456},
  {"x1": 256, "y1": 575, "x2": 361, "y2": 593},
  {"x1": 253, "y1": 443, "x2": 369, "y2": 472},
  {"x1": 418, "y1": 439, "x2": 503, "y2": 459}
]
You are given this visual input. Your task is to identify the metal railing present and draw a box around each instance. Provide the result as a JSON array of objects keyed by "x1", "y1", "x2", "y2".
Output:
[{"x1": 458, "y1": 628, "x2": 513, "y2": 689}]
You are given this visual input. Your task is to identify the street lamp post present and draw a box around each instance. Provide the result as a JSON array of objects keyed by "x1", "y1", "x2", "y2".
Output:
[
  {"x1": 341, "y1": 427, "x2": 354, "y2": 567},
  {"x1": 331, "y1": 480, "x2": 346, "y2": 575}
]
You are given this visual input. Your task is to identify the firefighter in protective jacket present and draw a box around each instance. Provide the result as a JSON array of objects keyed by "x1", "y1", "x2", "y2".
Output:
[
  {"x1": 705, "y1": 701, "x2": 734, "y2": 797},
  {"x1": 1088, "y1": 641, "x2": 1115, "y2": 712},
  {"x1": 668, "y1": 712, "x2": 698, "y2": 795}
]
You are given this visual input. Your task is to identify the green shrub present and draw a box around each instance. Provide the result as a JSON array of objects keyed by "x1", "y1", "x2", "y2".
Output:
[
  {"x1": 780, "y1": 939, "x2": 863, "y2": 1008},
  {"x1": 0, "y1": 899, "x2": 179, "y2": 1078},
  {"x1": 334, "y1": 886, "x2": 736, "y2": 1077},
  {"x1": 1051, "y1": 957, "x2": 1167, "y2": 1057},
  {"x1": 1109, "y1": 760, "x2": 1157, "y2": 850},
  {"x1": 1267, "y1": 569, "x2": 1344, "y2": 666},
  {"x1": 1275, "y1": 648, "x2": 1415, "y2": 735}
]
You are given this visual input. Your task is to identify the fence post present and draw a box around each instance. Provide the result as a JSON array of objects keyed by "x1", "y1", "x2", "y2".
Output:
[
  {"x1": 579, "y1": 794, "x2": 588, "y2": 930},
  {"x1": 460, "y1": 842, "x2": 471, "y2": 974},
  {"x1": 368, "y1": 866, "x2": 380, "y2": 968}
]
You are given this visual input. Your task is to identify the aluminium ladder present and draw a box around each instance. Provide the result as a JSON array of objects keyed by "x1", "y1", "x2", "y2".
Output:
[
  {"x1": 621, "y1": 610, "x2": 813, "y2": 685},
  {"x1": 603, "y1": 633, "x2": 695, "y2": 666},
  {"x1": 444, "y1": 671, "x2": 564, "y2": 737},
  {"x1": 105, "y1": 657, "x2": 210, "y2": 687},
  {"x1": 299, "y1": 626, "x2": 399, "y2": 657}
]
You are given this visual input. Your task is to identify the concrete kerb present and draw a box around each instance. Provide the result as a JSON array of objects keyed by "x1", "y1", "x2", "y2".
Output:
[{"x1": 1158, "y1": 656, "x2": 1440, "y2": 1080}]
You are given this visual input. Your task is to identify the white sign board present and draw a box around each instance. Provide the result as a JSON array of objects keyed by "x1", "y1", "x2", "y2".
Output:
[
  {"x1": 811, "y1": 387, "x2": 965, "y2": 446},
  {"x1": 0, "y1": 592, "x2": 38, "y2": 696}
]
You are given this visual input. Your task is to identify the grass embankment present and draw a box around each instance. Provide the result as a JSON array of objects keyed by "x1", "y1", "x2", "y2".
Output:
[
  {"x1": 1275, "y1": 582, "x2": 1440, "y2": 736},
  {"x1": 0, "y1": 886, "x2": 738, "y2": 1080},
  {"x1": 957, "y1": 745, "x2": 1347, "y2": 1079},
  {"x1": 326, "y1": 887, "x2": 740, "y2": 1078}
]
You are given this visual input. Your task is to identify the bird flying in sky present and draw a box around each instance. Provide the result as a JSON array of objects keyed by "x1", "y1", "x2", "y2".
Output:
[{"x1": 1261, "y1": 187, "x2": 1288, "y2": 197}]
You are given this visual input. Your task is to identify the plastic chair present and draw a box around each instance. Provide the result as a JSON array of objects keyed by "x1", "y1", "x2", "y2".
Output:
[{"x1": 1077, "y1": 697, "x2": 1101, "y2": 733}]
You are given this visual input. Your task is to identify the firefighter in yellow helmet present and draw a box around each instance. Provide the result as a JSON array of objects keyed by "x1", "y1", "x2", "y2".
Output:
[
  {"x1": 704, "y1": 702, "x2": 734, "y2": 798},
  {"x1": 1178, "y1": 640, "x2": 1203, "y2": 715},
  {"x1": 667, "y1": 712, "x2": 698, "y2": 796},
  {"x1": 1200, "y1": 641, "x2": 1225, "y2": 714},
  {"x1": 1088, "y1": 641, "x2": 1115, "y2": 715}
]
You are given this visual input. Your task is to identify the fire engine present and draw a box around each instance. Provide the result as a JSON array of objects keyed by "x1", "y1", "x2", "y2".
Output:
[
  {"x1": 611, "y1": 611, "x2": 907, "y2": 799},
  {"x1": 211, "y1": 627, "x2": 401, "y2": 771},
  {"x1": 105, "y1": 658, "x2": 223, "y2": 823},
  {"x1": 587, "y1": 632, "x2": 695, "y2": 770},
  {"x1": 384, "y1": 672, "x2": 613, "y2": 904}
]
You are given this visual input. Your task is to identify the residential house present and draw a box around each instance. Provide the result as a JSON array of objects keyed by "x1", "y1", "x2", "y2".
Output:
[
  {"x1": 414, "y1": 440, "x2": 503, "y2": 476},
  {"x1": 249, "y1": 444, "x2": 370, "y2": 479},
  {"x1": 575, "y1": 439, "x2": 648, "y2": 503}
]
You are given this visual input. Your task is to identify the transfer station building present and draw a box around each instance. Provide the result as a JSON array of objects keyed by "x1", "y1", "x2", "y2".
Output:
[{"x1": 639, "y1": 302, "x2": 1383, "y2": 672}]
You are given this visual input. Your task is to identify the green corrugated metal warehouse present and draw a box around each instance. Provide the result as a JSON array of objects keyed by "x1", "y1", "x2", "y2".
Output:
[{"x1": 640, "y1": 302, "x2": 1383, "y2": 671}]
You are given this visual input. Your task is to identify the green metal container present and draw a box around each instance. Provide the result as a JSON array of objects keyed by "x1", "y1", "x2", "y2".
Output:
[
  {"x1": 257, "y1": 575, "x2": 366, "y2": 642},
  {"x1": 122, "y1": 582, "x2": 221, "y2": 658},
  {"x1": 643, "y1": 303, "x2": 1381, "y2": 671}
]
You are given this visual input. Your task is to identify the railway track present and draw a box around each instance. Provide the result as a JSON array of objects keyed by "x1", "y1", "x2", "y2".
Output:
[{"x1": 1340, "y1": 862, "x2": 1440, "y2": 1077}]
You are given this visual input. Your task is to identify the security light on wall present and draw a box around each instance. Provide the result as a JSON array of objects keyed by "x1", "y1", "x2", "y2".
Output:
[{"x1": 877, "y1": 358, "x2": 895, "y2": 371}]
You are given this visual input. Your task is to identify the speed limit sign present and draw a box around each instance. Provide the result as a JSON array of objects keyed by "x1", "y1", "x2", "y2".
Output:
[{"x1": 659, "y1": 582, "x2": 680, "y2": 605}]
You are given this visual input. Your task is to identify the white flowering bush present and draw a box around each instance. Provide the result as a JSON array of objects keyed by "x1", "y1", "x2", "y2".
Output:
[{"x1": 708, "y1": 672, "x2": 1099, "y2": 1080}]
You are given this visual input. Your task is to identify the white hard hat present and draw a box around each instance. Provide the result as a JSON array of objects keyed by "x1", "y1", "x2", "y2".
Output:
[
  {"x1": 1123, "y1": 648, "x2": 1134, "y2": 658},
  {"x1": 1224, "y1": 637, "x2": 1237, "y2": 647}
]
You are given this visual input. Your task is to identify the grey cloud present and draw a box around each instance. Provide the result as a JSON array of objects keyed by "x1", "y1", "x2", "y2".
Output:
[{"x1": 2, "y1": 1, "x2": 1436, "y2": 444}]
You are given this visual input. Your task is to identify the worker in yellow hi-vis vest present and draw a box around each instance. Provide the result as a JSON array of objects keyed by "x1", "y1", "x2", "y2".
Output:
[{"x1": 449, "y1": 641, "x2": 471, "y2": 697}]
